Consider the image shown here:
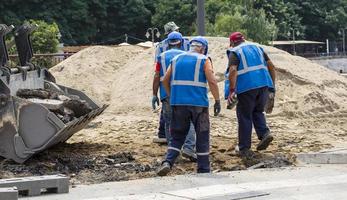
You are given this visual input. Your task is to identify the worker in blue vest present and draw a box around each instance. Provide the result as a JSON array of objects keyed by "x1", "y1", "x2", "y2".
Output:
[
  {"x1": 226, "y1": 32, "x2": 276, "y2": 157},
  {"x1": 154, "y1": 22, "x2": 190, "y2": 60},
  {"x1": 152, "y1": 31, "x2": 197, "y2": 161},
  {"x1": 157, "y1": 36, "x2": 221, "y2": 176},
  {"x1": 152, "y1": 21, "x2": 190, "y2": 144}
]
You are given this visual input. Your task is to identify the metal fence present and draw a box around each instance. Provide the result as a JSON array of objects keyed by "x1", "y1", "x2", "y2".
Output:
[
  {"x1": 8, "y1": 53, "x2": 74, "y2": 69},
  {"x1": 300, "y1": 52, "x2": 347, "y2": 59}
]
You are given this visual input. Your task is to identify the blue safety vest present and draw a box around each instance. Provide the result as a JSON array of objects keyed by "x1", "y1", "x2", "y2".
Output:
[
  {"x1": 170, "y1": 52, "x2": 209, "y2": 107},
  {"x1": 225, "y1": 43, "x2": 274, "y2": 95},
  {"x1": 224, "y1": 48, "x2": 233, "y2": 99},
  {"x1": 154, "y1": 38, "x2": 190, "y2": 61},
  {"x1": 157, "y1": 49, "x2": 185, "y2": 100}
]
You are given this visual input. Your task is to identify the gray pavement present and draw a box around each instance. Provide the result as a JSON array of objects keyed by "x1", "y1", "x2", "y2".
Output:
[
  {"x1": 296, "y1": 148, "x2": 347, "y2": 164},
  {"x1": 22, "y1": 164, "x2": 347, "y2": 200}
]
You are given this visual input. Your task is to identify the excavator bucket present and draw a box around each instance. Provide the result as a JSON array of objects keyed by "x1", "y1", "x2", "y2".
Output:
[{"x1": 0, "y1": 24, "x2": 107, "y2": 163}]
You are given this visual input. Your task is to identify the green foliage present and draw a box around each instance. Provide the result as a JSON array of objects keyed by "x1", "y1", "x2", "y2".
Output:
[
  {"x1": 152, "y1": 0, "x2": 196, "y2": 37},
  {"x1": 0, "y1": 0, "x2": 153, "y2": 45},
  {"x1": 205, "y1": 0, "x2": 278, "y2": 44},
  {"x1": 213, "y1": 12, "x2": 247, "y2": 37},
  {"x1": 254, "y1": 0, "x2": 305, "y2": 40},
  {"x1": 30, "y1": 20, "x2": 60, "y2": 53},
  {"x1": 243, "y1": 9, "x2": 278, "y2": 44},
  {"x1": 0, "y1": 0, "x2": 346, "y2": 45}
]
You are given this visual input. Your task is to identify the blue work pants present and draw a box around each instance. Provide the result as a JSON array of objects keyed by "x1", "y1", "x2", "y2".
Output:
[{"x1": 157, "y1": 109, "x2": 166, "y2": 138}]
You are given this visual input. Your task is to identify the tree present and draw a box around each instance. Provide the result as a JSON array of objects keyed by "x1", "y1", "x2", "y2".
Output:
[
  {"x1": 30, "y1": 20, "x2": 60, "y2": 53},
  {"x1": 213, "y1": 12, "x2": 247, "y2": 37},
  {"x1": 254, "y1": 0, "x2": 305, "y2": 40},
  {"x1": 152, "y1": 0, "x2": 196, "y2": 37},
  {"x1": 205, "y1": 0, "x2": 277, "y2": 44},
  {"x1": 243, "y1": 9, "x2": 278, "y2": 44}
]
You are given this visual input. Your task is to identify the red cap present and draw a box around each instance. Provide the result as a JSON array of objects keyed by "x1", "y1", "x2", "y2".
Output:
[{"x1": 229, "y1": 32, "x2": 245, "y2": 43}]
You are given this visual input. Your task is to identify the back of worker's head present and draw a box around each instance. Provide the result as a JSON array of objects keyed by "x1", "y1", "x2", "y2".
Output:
[
  {"x1": 167, "y1": 31, "x2": 182, "y2": 49},
  {"x1": 229, "y1": 32, "x2": 245, "y2": 47},
  {"x1": 190, "y1": 36, "x2": 208, "y2": 55},
  {"x1": 164, "y1": 22, "x2": 180, "y2": 35}
]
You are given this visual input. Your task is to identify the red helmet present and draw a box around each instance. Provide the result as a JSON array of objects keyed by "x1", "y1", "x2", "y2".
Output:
[{"x1": 229, "y1": 32, "x2": 245, "y2": 43}]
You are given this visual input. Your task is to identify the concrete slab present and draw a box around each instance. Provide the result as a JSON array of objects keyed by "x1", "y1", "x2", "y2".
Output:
[
  {"x1": 0, "y1": 174, "x2": 68, "y2": 197},
  {"x1": 0, "y1": 187, "x2": 18, "y2": 200},
  {"x1": 23, "y1": 165, "x2": 347, "y2": 200},
  {"x1": 296, "y1": 148, "x2": 347, "y2": 164}
]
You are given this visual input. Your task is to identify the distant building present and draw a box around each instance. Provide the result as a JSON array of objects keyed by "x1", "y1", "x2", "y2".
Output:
[{"x1": 272, "y1": 40, "x2": 325, "y2": 57}]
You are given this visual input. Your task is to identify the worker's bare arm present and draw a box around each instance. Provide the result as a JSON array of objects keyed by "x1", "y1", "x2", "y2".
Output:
[
  {"x1": 267, "y1": 59, "x2": 276, "y2": 86},
  {"x1": 153, "y1": 71, "x2": 160, "y2": 96},
  {"x1": 228, "y1": 64, "x2": 237, "y2": 91},
  {"x1": 205, "y1": 59, "x2": 220, "y2": 101},
  {"x1": 163, "y1": 66, "x2": 172, "y2": 96}
]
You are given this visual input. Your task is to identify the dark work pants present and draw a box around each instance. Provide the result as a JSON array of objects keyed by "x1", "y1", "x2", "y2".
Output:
[
  {"x1": 157, "y1": 109, "x2": 166, "y2": 138},
  {"x1": 162, "y1": 99, "x2": 196, "y2": 151},
  {"x1": 236, "y1": 87, "x2": 270, "y2": 151},
  {"x1": 164, "y1": 106, "x2": 210, "y2": 173}
]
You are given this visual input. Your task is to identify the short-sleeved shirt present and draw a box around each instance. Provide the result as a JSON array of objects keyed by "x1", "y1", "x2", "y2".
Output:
[{"x1": 228, "y1": 51, "x2": 270, "y2": 67}]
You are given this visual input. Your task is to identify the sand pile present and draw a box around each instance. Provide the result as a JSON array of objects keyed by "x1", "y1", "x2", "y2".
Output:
[
  {"x1": 205, "y1": 37, "x2": 347, "y2": 116},
  {"x1": 50, "y1": 45, "x2": 145, "y2": 104},
  {"x1": 50, "y1": 38, "x2": 347, "y2": 117}
]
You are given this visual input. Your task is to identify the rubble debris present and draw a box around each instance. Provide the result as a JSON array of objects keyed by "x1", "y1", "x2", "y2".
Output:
[
  {"x1": 63, "y1": 99, "x2": 92, "y2": 118},
  {"x1": 16, "y1": 88, "x2": 93, "y2": 123},
  {"x1": 26, "y1": 98, "x2": 63, "y2": 110},
  {"x1": 17, "y1": 89, "x2": 58, "y2": 99}
]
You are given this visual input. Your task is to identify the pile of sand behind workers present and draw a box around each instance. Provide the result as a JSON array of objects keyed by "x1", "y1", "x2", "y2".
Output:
[
  {"x1": 50, "y1": 45, "x2": 146, "y2": 105},
  {"x1": 50, "y1": 37, "x2": 347, "y2": 117}
]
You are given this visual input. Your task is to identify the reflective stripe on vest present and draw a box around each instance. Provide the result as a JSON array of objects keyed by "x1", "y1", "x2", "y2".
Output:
[
  {"x1": 158, "y1": 49, "x2": 185, "y2": 100},
  {"x1": 230, "y1": 43, "x2": 274, "y2": 94},
  {"x1": 155, "y1": 38, "x2": 190, "y2": 60},
  {"x1": 235, "y1": 43, "x2": 268, "y2": 75},
  {"x1": 159, "y1": 52, "x2": 167, "y2": 81},
  {"x1": 170, "y1": 52, "x2": 209, "y2": 107},
  {"x1": 171, "y1": 56, "x2": 207, "y2": 88},
  {"x1": 182, "y1": 38, "x2": 190, "y2": 51}
]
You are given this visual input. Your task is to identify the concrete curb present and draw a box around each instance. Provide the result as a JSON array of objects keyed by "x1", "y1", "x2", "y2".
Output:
[{"x1": 296, "y1": 148, "x2": 347, "y2": 164}]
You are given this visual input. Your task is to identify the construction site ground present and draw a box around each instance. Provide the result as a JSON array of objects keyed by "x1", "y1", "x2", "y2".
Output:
[
  {"x1": 24, "y1": 164, "x2": 347, "y2": 200},
  {"x1": 1, "y1": 37, "x2": 347, "y2": 186}
]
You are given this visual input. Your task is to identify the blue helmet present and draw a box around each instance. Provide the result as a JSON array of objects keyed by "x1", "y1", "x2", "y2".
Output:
[
  {"x1": 167, "y1": 31, "x2": 183, "y2": 45},
  {"x1": 190, "y1": 36, "x2": 208, "y2": 55}
]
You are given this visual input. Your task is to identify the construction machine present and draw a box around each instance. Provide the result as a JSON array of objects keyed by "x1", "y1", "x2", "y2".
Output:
[{"x1": 0, "y1": 24, "x2": 107, "y2": 163}]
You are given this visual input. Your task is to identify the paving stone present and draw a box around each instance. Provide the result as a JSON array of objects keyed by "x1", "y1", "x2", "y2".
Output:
[
  {"x1": 0, "y1": 187, "x2": 18, "y2": 200},
  {"x1": 0, "y1": 175, "x2": 69, "y2": 197}
]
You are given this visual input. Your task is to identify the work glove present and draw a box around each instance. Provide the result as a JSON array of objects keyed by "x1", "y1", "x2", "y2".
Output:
[
  {"x1": 226, "y1": 88, "x2": 237, "y2": 110},
  {"x1": 0, "y1": 93, "x2": 9, "y2": 108},
  {"x1": 265, "y1": 88, "x2": 275, "y2": 114},
  {"x1": 152, "y1": 96, "x2": 160, "y2": 110},
  {"x1": 214, "y1": 100, "x2": 221, "y2": 116}
]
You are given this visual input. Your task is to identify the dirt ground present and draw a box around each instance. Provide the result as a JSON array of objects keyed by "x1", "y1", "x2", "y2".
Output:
[
  {"x1": 1, "y1": 109, "x2": 345, "y2": 185},
  {"x1": 1, "y1": 37, "x2": 347, "y2": 185}
]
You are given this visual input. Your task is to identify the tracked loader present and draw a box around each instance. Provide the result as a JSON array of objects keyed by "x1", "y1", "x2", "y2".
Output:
[{"x1": 0, "y1": 24, "x2": 107, "y2": 163}]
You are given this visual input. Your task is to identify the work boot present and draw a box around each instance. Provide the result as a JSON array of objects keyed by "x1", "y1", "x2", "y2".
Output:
[
  {"x1": 181, "y1": 149, "x2": 197, "y2": 162},
  {"x1": 234, "y1": 146, "x2": 255, "y2": 159},
  {"x1": 256, "y1": 133, "x2": 274, "y2": 151},
  {"x1": 157, "y1": 161, "x2": 171, "y2": 176},
  {"x1": 153, "y1": 137, "x2": 167, "y2": 144}
]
